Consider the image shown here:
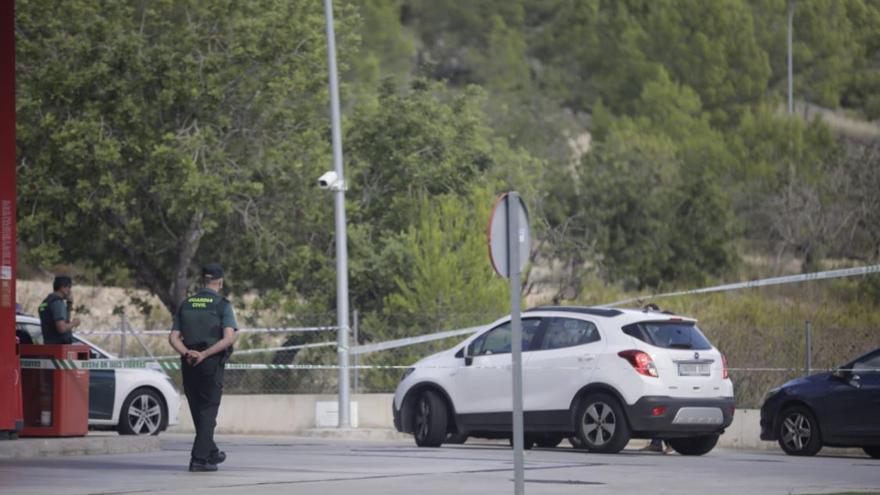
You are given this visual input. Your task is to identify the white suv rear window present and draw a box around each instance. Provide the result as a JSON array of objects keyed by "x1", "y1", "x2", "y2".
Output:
[{"x1": 622, "y1": 321, "x2": 712, "y2": 350}]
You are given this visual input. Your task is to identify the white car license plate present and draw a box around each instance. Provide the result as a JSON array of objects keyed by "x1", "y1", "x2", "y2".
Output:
[{"x1": 678, "y1": 362, "x2": 710, "y2": 376}]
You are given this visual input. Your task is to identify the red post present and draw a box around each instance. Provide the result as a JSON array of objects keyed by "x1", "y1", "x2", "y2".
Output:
[{"x1": 0, "y1": 0, "x2": 21, "y2": 435}]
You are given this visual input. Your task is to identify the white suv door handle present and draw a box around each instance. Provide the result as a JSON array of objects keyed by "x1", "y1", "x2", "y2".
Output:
[{"x1": 578, "y1": 355, "x2": 596, "y2": 362}]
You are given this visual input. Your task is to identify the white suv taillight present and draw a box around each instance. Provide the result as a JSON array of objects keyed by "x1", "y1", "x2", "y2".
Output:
[
  {"x1": 722, "y1": 354, "x2": 729, "y2": 379},
  {"x1": 618, "y1": 350, "x2": 659, "y2": 378}
]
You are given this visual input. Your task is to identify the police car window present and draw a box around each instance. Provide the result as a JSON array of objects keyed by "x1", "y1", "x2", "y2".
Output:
[
  {"x1": 541, "y1": 318, "x2": 600, "y2": 350},
  {"x1": 473, "y1": 319, "x2": 541, "y2": 355}
]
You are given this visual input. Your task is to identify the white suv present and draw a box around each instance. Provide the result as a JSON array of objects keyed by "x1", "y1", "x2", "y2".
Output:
[{"x1": 393, "y1": 306, "x2": 734, "y2": 455}]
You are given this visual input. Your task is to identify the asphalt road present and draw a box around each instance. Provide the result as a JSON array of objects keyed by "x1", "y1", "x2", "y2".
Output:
[{"x1": 1, "y1": 434, "x2": 878, "y2": 495}]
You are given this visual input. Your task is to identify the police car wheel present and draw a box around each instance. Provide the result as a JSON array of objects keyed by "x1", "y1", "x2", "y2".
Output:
[{"x1": 119, "y1": 387, "x2": 167, "y2": 436}]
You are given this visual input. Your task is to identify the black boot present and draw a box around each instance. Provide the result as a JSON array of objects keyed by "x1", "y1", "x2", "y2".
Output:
[
  {"x1": 208, "y1": 451, "x2": 227, "y2": 465},
  {"x1": 189, "y1": 459, "x2": 218, "y2": 472}
]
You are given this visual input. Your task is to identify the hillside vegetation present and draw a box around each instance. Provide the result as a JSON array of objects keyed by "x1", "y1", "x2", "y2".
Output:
[{"x1": 14, "y1": 0, "x2": 880, "y2": 399}]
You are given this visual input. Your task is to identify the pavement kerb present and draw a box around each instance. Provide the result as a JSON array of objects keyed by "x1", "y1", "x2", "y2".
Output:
[
  {"x1": 0, "y1": 434, "x2": 160, "y2": 459},
  {"x1": 297, "y1": 427, "x2": 411, "y2": 441},
  {"x1": 0, "y1": 430, "x2": 867, "y2": 460}
]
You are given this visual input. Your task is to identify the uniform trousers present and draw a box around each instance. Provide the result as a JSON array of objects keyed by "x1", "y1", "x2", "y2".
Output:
[{"x1": 181, "y1": 353, "x2": 225, "y2": 461}]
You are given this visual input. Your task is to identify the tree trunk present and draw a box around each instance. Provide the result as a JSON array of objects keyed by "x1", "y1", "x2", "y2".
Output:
[
  {"x1": 168, "y1": 212, "x2": 205, "y2": 314},
  {"x1": 108, "y1": 211, "x2": 204, "y2": 317}
]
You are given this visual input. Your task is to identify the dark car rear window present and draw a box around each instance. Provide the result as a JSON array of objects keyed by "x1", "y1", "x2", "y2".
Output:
[{"x1": 622, "y1": 321, "x2": 713, "y2": 350}]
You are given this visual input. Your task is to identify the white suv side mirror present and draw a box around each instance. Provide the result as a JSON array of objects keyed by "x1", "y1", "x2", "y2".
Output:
[{"x1": 458, "y1": 345, "x2": 474, "y2": 366}]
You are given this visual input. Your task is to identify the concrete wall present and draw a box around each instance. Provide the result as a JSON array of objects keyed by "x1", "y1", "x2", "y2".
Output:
[
  {"x1": 169, "y1": 394, "x2": 396, "y2": 435},
  {"x1": 719, "y1": 409, "x2": 772, "y2": 450},
  {"x1": 169, "y1": 394, "x2": 773, "y2": 449}
]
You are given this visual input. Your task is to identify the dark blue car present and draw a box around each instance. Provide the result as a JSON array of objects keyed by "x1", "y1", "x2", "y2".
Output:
[{"x1": 760, "y1": 348, "x2": 880, "y2": 458}]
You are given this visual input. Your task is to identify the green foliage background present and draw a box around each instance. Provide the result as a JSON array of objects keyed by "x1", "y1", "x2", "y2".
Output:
[{"x1": 14, "y1": 0, "x2": 880, "y2": 395}]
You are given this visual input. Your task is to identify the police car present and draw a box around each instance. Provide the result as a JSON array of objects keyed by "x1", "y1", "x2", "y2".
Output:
[{"x1": 16, "y1": 314, "x2": 180, "y2": 435}]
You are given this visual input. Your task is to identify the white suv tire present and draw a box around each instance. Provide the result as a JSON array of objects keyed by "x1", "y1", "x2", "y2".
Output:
[
  {"x1": 575, "y1": 393, "x2": 631, "y2": 453},
  {"x1": 667, "y1": 433, "x2": 720, "y2": 456},
  {"x1": 413, "y1": 390, "x2": 448, "y2": 447}
]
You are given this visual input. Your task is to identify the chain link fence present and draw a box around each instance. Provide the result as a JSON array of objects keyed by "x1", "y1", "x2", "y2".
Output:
[
  {"x1": 79, "y1": 312, "x2": 343, "y2": 394},
  {"x1": 76, "y1": 313, "x2": 879, "y2": 406},
  {"x1": 706, "y1": 321, "x2": 879, "y2": 407}
]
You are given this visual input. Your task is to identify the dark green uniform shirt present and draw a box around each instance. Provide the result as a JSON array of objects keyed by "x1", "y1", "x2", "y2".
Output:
[
  {"x1": 172, "y1": 288, "x2": 238, "y2": 349},
  {"x1": 39, "y1": 293, "x2": 72, "y2": 344}
]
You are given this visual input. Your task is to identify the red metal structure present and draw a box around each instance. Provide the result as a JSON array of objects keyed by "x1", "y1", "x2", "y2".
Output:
[
  {"x1": 20, "y1": 345, "x2": 90, "y2": 437},
  {"x1": 0, "y1": 0, "x2": 22, "y2": 438}
]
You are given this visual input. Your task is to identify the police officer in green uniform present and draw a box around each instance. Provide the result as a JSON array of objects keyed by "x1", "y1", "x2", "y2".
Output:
[
  {"x1": 168, "y1": 263, "x2": 238, "y2": 472},
  {"x1": 38, "y1": 276, "x2": 81, "y2": 344}
]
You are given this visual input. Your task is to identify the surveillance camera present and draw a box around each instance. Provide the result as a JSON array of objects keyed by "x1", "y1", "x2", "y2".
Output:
[{"x1": 317, "y1": 171, "x2": 338, "y2": 189}]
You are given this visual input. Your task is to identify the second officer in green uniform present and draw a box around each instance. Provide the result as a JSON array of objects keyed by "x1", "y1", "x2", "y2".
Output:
[{"x1": 168, "y1": 263, "x2": 238, "y2": 472}]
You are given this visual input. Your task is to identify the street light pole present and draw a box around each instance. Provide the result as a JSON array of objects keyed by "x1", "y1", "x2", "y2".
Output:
[{"x1": 323, "y1": 0, "x2": 350, "y2": 428}]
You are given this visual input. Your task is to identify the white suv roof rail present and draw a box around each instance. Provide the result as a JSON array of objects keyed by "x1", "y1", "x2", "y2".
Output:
[{"x1": 523, "y1": 306, "x2": 623, "y2": 318}]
